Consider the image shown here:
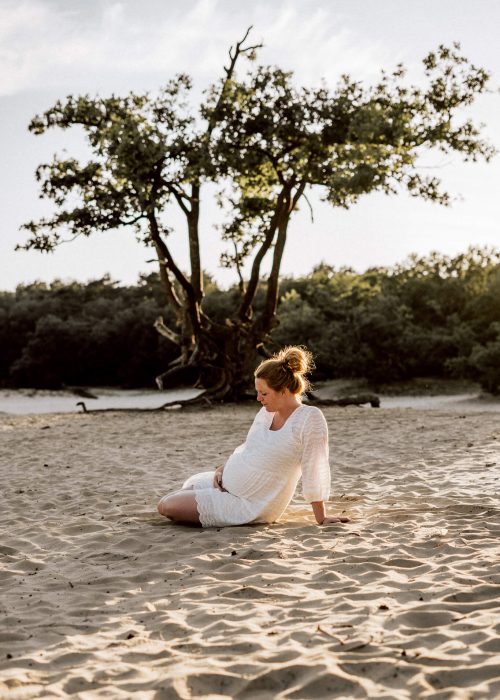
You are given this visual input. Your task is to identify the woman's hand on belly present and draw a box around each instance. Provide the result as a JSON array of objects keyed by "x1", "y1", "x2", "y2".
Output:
[{"x1": 213, "y1": 465, "x2": 228, "y2": 491}]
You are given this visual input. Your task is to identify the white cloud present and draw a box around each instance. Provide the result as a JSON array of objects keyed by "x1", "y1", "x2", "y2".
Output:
[
  {"x1": 1, "y1": 0, "x2": 499, "y2": 290},
  {"x1": 0, "y1": 0, "x2": 48, "y2": 38},
  {"x1": 254, "y1": 5, "x2": 394, "y2": 85},
  {"x1": 0, "y1": 0, "x2": 393, "y2": 98}
]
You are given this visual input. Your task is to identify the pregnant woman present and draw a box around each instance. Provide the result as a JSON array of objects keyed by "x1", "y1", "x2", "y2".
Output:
[{"x1": 157, "y1": 346, "x2": 350, "y2": 528}]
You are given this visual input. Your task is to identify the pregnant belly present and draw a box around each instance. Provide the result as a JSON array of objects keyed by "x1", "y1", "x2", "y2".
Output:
[{"x1": 222, "y1": 458, "x2": 276, "y2": 500}]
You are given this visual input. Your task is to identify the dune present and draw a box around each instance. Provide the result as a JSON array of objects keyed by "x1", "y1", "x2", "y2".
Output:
[{"x1": 0, "y1": 405, "x2": 499, "y2": 698}]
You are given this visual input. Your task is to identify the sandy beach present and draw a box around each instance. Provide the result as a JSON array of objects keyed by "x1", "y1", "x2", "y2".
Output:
[{"x1": 1, "y1": 405, "x2": 499, "y2": 699}]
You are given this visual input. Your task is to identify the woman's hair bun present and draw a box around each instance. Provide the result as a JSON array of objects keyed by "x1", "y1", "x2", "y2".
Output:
[
  {"x1": 254, "y1": 345, "x2": 315, "y2": 396},
  {"x1": 278, "y1": 346, "x2": 314, "y2": 376}
]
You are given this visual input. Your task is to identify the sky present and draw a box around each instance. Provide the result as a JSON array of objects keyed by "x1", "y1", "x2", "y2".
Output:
[{"x1": 1, "y1": 0, "x2": 499, "y2": 291}]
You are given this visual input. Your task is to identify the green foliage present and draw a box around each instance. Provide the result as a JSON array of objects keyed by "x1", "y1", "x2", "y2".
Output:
[
  {"x1": 3, "y1": 247, "x2": 499, "y2": 393},
  {"x1": 21, "y1": 38, "x2": 495, "y2": 311},
  {"x1": 16, "y1": 33, "x2": 496, "y2": 398},
  {"x1": 20, "y1": 79, "x2": 196, "y2": 251},
  {"x1": 465, "y1": 325, "x2": 500, "y2": 394},
  {"x1": 1, "y1": 275, "x2": 179, "y2": 388},
  {"x1": 208, "y1": 43, "x2": 495, "y2": 272},
  {"x1": 272, "y1": 246, "x2": 500, "y2": 391}
]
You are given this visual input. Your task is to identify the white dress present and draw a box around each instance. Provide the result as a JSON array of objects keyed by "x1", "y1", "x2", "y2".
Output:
[{"x1": 180, "y1": 403, "x2": 331, "y2": 528}]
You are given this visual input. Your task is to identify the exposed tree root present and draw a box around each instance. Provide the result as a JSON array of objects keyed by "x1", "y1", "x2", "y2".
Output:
[
  {"x1": 155, "y1": 364, "x2": 201, "y2": 391},
  {"x1": 158, "y1": 392, "x2": 214, "y2": 410}
]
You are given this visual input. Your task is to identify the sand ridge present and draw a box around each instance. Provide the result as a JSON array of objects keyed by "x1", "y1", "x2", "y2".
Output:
[{"x1": 1, "y1": 406, "x2": 499, "y2": 698}]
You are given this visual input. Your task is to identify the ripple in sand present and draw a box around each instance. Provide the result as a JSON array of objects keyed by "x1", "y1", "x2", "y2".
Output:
[
  {"x1": 186, "y1": 672, "x2": 244, "y2": 696},
  {"x1": 286, "y1": 669, "x2": 366, "y2": 698},
  {"x1": 220, "y1": 585, "x2": 298, "y2": 601},
  {"x1": 3, "y1": 408, "x2": 500, "y2": 700},
  {"x1": 237, "y1": 664, "x2": 320, "y2": 697}
]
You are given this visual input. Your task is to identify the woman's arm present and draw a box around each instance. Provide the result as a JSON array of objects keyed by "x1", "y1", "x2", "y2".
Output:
[
  {"x1": 311, "y1": 501, "x2": 326, "y2": 524},
  {"x1": 301, "y1": 409, "x2": 350, "y2": 525},
  {"x1": 312, "y1": 501, "x2": 350, "y2": 524}
]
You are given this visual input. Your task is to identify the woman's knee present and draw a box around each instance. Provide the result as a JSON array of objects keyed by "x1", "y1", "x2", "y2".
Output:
[
  {"x1": 157, "y1": 495, "x2": 172, "y2": 517},
  {"x1": 157, "y1": 492, "x2": 200, "y2": 525}
]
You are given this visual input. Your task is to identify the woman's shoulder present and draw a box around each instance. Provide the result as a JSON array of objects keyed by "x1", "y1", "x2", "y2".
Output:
[
  {"x1": 300, "y1": 403, "x2": 326, "y2": 418},
  {"x1": 298, "y1": 403, "x2": 328, "y2": 428}
]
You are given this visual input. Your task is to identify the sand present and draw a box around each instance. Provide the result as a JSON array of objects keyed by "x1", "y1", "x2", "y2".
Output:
[{"x1": 1, "y1": 405, "x2": 499, "y2": 699}]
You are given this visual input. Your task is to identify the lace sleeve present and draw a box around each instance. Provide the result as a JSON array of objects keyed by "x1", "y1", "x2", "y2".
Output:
[{"x1": 300, "y1": 408, "x2": 331, "y2": 503}]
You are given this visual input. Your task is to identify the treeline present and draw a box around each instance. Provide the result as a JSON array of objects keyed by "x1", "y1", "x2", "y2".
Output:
[
  {"x1": 1, "y1": 247, "x2": 500, "y2": 393},
  {"x1": 0, "y1": 274, "x2": 178, "y2": 389}
]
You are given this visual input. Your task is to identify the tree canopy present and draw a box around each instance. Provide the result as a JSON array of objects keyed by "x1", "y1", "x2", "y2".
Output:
[{"x1": 20, "y1": 30, "x2": 496, "y2": 400}]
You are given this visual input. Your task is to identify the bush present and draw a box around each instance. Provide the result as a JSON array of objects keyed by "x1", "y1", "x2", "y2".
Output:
[
  {"x1": 465, "y1": 325, "x2": 500, "y2": 394},
  {"x1": 2, "y1": 246, "x2": 500, "y2": 389}
]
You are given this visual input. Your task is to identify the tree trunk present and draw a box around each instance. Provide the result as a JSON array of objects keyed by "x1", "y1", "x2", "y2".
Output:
[{"x1": 158, "y1": 319, "x2": 269, "y2": 402}]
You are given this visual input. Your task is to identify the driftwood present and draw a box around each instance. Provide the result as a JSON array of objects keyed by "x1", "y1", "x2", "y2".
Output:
[
  {"x1": 76, "y1": 392, "x2": 214, "y2": 414},
  {"x1": 304, "y1": 391, "x2": 380, "y2": 408},
  {"x1": 76, "y1": 389, "x2": 380, "y2": 413}
]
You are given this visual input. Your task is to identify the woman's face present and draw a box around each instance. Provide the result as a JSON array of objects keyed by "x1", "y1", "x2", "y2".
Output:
[{"x1": 255, "y1": 377, "x2": 282, "y2": 412}]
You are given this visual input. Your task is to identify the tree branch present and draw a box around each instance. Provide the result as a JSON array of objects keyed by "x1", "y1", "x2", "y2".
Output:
[
  {"x1": 154, "y1": 316, "x2": 181, "y2": 345},
  {"x1": 303, "y1": 191, "x2": 315, "y2": 223},
  {"x1": 187, "y1": 182, "x2": 203, "y2": 303},
  {"x1": 238, "y1": 186, "x2": 289, "y2": 321},
  {"x1": 261, "y1": 181, "x2": 306, "y2": 328},
  {"x1": 206, "y1": 26, "x2": 263, "y2": 139},
  {"x1": 148, "y1": 213, "x2": 198, "y2": 323},
  {"x1": 260, "y1": 213, "x2": 290, "y2": 328},
  {"x1": 162, "y1": 180, "x2": 191, "y2": 216},
  {"x1": 233, "y1": 240, "x2": 245, "y2": 294},
  {"x1": 154, "y1": 243, "x2": 183, "y2": 311},
  {"x1": 120, "y1": 213, "x2": 146, "y2": 226}
]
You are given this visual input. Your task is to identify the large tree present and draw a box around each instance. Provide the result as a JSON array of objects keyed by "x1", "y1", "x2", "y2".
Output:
[{"x1": 20, "y1": 30, "x2": 496, "y2": 401}]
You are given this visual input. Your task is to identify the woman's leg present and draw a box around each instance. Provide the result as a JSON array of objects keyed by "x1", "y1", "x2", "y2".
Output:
[
  {"x1": 157, "y1": 491, "x2": 201, "y2": 526},
  {"x1": 181, "y1": 471, "x2": 216, "y2": 490},
  {"x1": 157, "y1": 471, "x2": 216, "y2": 525}
]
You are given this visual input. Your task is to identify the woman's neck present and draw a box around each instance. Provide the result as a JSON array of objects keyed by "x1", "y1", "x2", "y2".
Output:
[{"x1": 275, "y1": 397, "x2": 301, "y2": 419}]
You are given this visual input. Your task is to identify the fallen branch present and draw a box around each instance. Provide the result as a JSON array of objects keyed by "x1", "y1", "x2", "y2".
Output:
[
  {"x1": 75, "y1": 391, "x2": 213, "y2": 414},
  {"x1": 158, "y1": 392, "x2": 213, "y2": 410},
  {"x1": 74, "y1": 388, "x2": 381, "y2": 414},
  {"x1": 305, "y1": 392, "x2": 380, "y2": 408}
]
